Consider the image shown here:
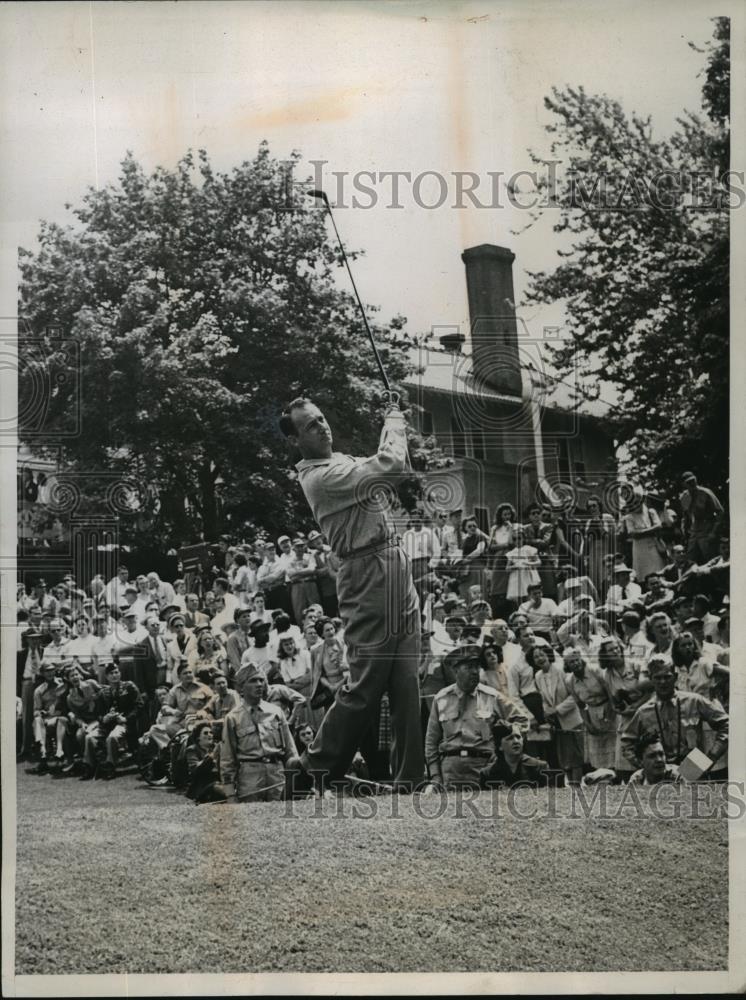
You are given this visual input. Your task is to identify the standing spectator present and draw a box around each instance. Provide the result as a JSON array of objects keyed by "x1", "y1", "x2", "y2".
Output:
[
  {"x1": 528, "y1": 644, "x2": 584, "y2": 785},
  {"x1": 225, "y1": 608, "x2": 252, "y2": 681},
  {"x1": 257, "y1": 540, "x2": 292, "y2": 617},
  {"x1": 505, "y1": 526, "x2": 541, "y2": 606},
  {"x1": 621, "y1": 486, "x2": 667, "y2": 582},
  {"x1": 230, "y1": 553, "x2": 253, "y2": 608},
  {"x1": 221, "y1": 662, "x2": 300, "y2": 802},
  {"x1": 249, "y1": 591, "x2": 274, "y2": 626},
  {"x1": 307, "y1": 530, "x2": 339, "y2": 618},
  {"x1": 285, "y1": 538, "x2": 320, "y2": 626},
  {"x1": 402, "y1": 511, "x2": 441, "y2": 605},
  {"x1": 564, "y1": 647, "x2": 617, "y2": 770},
  {"x1": 478, "y1": 640, "x2": 509, "y2": 696},
  {"x1": 104, "y1": 566, "x2": 130, "y2": 611},
  {"x1": 425, "y1": 645, "x2": 528, "y2": 790},
  {"x1": 459, "y1": 515, "x2": 490, "y2": 600},
  {"x1": 599, "y1": 638, "x2": 653, "y2": 779},
  {"x1": 581, "y1": 495, "x2": 617, "y2": 594},
  {"x1": 91, "y1": 615, "x2": 117, "y2": 682},
  {"x1": 268, "y1": 633, "x2": 316, "y2": 727},
  {"x1": 679, "y1": 472, "x2": 724, "y2": 563},
  {"x1": 487, "y1": 503, "x2": 516, "y2": 619},
  {"x1": 522, "y1": 504, "x2": 556, "y2": 598},
  {"x1": 621, "y1": 656, "x2": 728, "y2": 769},
  {"x1": 19, "y1": 630, "x2": 45, "y2": 760}
]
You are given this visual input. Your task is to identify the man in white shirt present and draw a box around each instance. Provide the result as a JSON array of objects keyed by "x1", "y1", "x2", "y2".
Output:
[
  {"x1": 91, "y1": 615, "x2": 117, "y2": 682},
  {"x1": 518, "y1": 583, "x2": 559, "y2": 641},
  {"x1": 506, "y1": 625, "x2": 540, "y2": 717},
  {"x1": 41, "y1": 619, "x2": 70, "y2": 668},
  {"x1": 213, "y1": 577, "x2": 239, "y2": 616},
  {"x1": 556, "y1": 580, "x2": 597, "y2": 618},
  {"x1": 402, "y1": 513, "x2": 441, "y2": 603},
  {"x1": 605, "y1": 564, "x2": 642, "y2": 610},
  {"x1": 439, "y1": 508, "x2": 463, "y2": 563},
  {"x1": 104, "y1": 566, "x2": 130, "y2": 611}
]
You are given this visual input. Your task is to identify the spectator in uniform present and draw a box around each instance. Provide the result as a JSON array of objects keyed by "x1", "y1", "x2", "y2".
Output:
[
  {"x1": 621, "y1": 656, "x2": 728, "y2": 770},
  {"x1": 221, "y1": 662, "x2": 300, "y2": 802},
  {"x1": 679, "y1": 472, "x2": 724, "y2": 563},
  {"x1": 425, "y1": 644, "x2": 528, "y2": 790}
]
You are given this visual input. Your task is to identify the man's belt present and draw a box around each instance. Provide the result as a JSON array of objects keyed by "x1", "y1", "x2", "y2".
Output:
[
  {"x1": 442, "y1": 748, "x2": 493, "y2": 759},
  {"x1": 338, "y1": 536, "x2": 397, "y2": 561},
  {"x1": 239, "y1": 754, "x2": 284, "y2": 764}
]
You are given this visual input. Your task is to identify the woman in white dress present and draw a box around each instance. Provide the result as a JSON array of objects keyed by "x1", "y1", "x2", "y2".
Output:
[
  {"x1": 505, "y1": 526, "x2": 540, "y2": 603},
  {"x1": 621, "y1": 486, "x2": 667, "y2": 582}
]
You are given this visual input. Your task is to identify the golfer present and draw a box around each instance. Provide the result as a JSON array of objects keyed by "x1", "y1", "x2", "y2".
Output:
[{"x1": 280, "y1": 396, "x2": 424, "y2": 791}]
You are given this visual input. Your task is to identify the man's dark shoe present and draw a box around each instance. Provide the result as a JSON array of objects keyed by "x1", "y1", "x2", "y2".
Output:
[
  {"x1": 27, "y1": 759, "x2": 49, "y2": 775},
  {"x1": 98, "y1": 761, "x2": 115, "y2": 781},
  {"x1": 78, "y1": 765, "x2": 95, "y2": 781}
]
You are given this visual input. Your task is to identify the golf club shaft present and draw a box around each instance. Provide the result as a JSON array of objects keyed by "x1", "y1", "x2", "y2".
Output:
[{"x1": 315, "y1": 193, "x2": 391, "y2": 394}]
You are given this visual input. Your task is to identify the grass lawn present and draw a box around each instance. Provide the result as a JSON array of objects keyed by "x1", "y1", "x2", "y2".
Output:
[{"x1": 14, "y1": 766, "x2": 728, "y2": 975}]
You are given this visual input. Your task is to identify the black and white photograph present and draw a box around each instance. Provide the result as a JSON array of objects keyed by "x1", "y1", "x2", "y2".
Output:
[{"x1": 1, "y1": 0, "x2": 743, "y2": 995}]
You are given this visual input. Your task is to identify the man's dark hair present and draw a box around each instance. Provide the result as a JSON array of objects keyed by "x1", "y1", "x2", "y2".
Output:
[
  {"x1": 526, "y1": 503, "x2": 542, "y2": 516},
  {"x1": 314, "y1": 616, "x2": 334, "y2": 638},
  {"x1": 279, "y1": 397, "x2": 313, "y2": 438},
  {"x1": 104, "y1": 663, "x2": 120, "y2": 676},
  {"x1": 214, "y1": 577, "x2": 229, "y2": 592},
  {"x1": 273, "y1": 612, "x2": 292, "y2": 633},
  {"x1": 635, "y1": 729, "x2": 663, "y2": 758}
]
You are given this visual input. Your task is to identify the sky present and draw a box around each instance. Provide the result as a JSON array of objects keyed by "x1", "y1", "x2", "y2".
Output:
[{"x1": 0, "y1": 0, "x2": 723, "y2": 344}]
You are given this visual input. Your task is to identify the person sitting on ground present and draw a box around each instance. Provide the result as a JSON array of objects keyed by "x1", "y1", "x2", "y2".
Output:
[
  {"x1": 480, "y1": 722, "x2": 548, "y2": 789},
  {"x1": 205, "y1": 672, "x2": 242, "y2": 736},
  {"x1": 184, "y1": 719, "x2": 227, "y2": 804},
  {"x1": 628, "y1": 731, "x2": 680, "y2": 786},
  {"x1": 79, "y1": 663, "x2": 142, "y2": 780},
  {"x1": 28, "y1": 662, "x2": 67, "y2": 774},
  {"x1": 163, "y1": 662, "x2": 213, "y2": 736},
  {"x1": 58, "y1": 665, "x2": 102, "y2": 774}
]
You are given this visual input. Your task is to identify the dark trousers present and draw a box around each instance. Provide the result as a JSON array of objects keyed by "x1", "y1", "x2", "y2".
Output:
[{"x1": 302, "y1": 545, "x2": 424, "y2": 789}]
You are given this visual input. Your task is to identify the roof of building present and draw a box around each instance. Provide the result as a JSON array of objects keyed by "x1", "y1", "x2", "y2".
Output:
[{"x1": 403, "y1": 345, "x2": 610, "y2": 421}]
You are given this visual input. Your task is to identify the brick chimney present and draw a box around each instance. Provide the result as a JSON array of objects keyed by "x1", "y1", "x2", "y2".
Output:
[{"x1": 461, "y1": 244, "x2": 522, "y2": 397}]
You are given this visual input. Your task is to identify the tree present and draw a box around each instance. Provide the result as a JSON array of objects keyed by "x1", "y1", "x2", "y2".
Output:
[
  {"x1": 19, "y1": 144, "x2": 443, "y2": 544},
  {"x1": 521, "y1": 17, "x2": 730, "y2": 502}
]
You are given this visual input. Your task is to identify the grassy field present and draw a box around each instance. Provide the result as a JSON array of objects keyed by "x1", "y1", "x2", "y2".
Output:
[{"x1": 14, "y1": 766, "x2": 728, "y2": 975}]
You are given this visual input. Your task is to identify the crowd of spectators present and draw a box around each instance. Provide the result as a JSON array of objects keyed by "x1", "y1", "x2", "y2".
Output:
[{"x1": 15, "y1": 471, "x2": 730, "y2": 800}]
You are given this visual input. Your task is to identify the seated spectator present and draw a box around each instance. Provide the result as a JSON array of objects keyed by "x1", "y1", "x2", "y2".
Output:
[
  {"x1": 646, "y1": 612, "x2": 674, "y2": 661},
  {"x1": 605, "y1": 564, "x2": 642, "y2": 610},
  {"x1": 28, "y1": 662, "x2": 67, "y2": 774},
  {"x1": 164, "y1": 662, "x2": 213, "y2": 734},
  {"x1": 643, "y1": 574, "x2": 674, "y2": 613},
  {"x1": 58, "y1": 665, "x2": 102, "y2": 774},
  {"x1": 628, "y1": 731, "x2": 680, "y2": 786},
  {"x1": 184, "y1": 720, "x2": 227, "y2": 804},
  {"x1": 517, "y1": 583, "x2": 558, "y2": 642},
  {"x1": 86, "y1": 663, "x2": 143, "y2": 781},
  {"x1": 479, "y1": 639, "x2": 509, "y2": 696},
  {"x1": 189, "y1": 628, "x2": 228, "y2": 685},
  {"x1": 671, "y1": 631, "x2": 729, "y2": 700},
  {"x1": 165, "y1": 612, "x2": 196, "y2": 683},
  {"x1": 241, "y1": 619, "x2": 277, "y2": 676},
  {"x1": 556, "y1": 606, "x2": 601, "y2": 656},
  {"x1": 480, "y1": 723, "x2": 548, "y2": 788},
  {"x1": 268, "y1": 632, "x2": 316, "y2": 726},
  {"x1": 65, "y1": 614, "x2": 97, "y2": 674},
  {"x1": 691, "y1": 594, "x2": 720, "y2": 642},
  {"x1": 310, "y1": 617, "x2": 349, "y2": 713},
  {"x1": 184, "y1": 594, "x2": 209, "y2": 630},
  {"x1": 249, "y1": 591, "x2": 273, "y2": 626},
  {"x1": 205, "y1": 673, "x2": 242, "y2": 736}
]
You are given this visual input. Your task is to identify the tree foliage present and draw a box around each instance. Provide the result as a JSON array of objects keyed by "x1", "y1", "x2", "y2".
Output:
[
  {"x1": 523, "y1": 17, "x2": 730, "y2": 500},
  {"x1": 19, "y1": 144, "x2": 440, "y2": 543}
]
